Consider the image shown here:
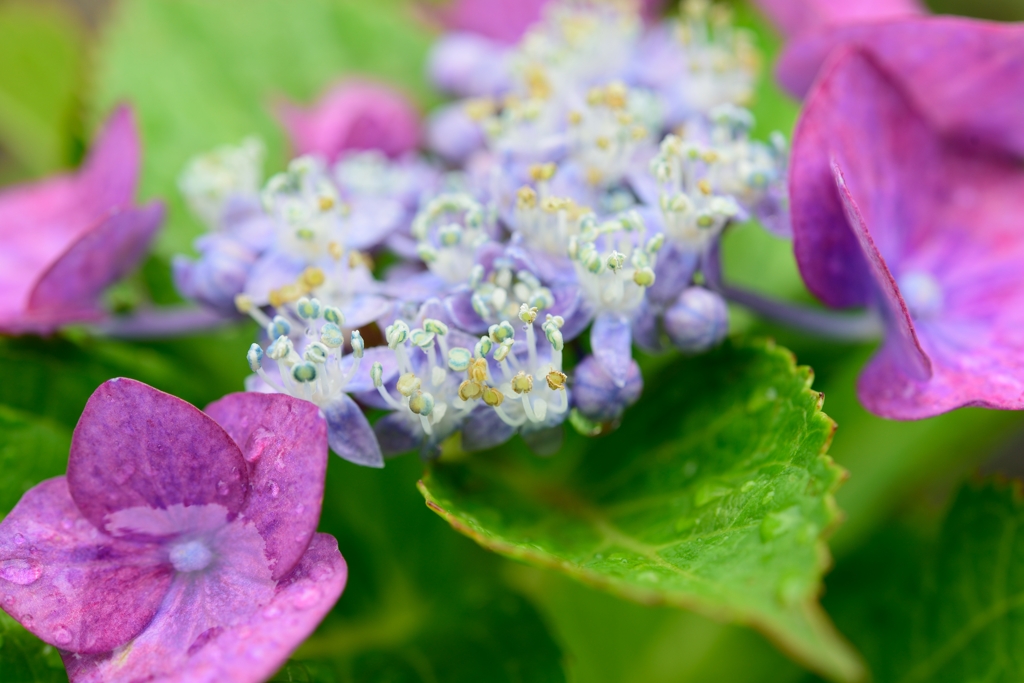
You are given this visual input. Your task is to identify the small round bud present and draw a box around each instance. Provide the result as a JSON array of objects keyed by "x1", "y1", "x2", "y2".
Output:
[
  {"x1": 511, "y1": 372, "x2": 534, "y2": 394},
  {"x1": 410, "y1": 328, "x2": 436, "y2": 349},
  {"x1": 493, "y1": 339, "x2": 514, "y2": 362},
  {"x1": 350, "y1": 330, "x2": 365, "y2": 358},
  {"x1": 371, "y1": 362, "x2": 384, "y2": 388},
  {"x1": 459, "y1": 380, "x2": 483, "y2": 401},
  {"x1": 320, "y1": 323, "x2": 343, "y2": 348},
  {"x1": 489, "y1": 321, "x2": 515, "y2": 343},
  {"x1": 482, "y1": 386, "x2": 505, "y2": 407},
  {"x1": 386, "y1": 321, "x2": 410, "y2": 349},
  {"x1": 267, "y1": 336, "x2": 294, "y2": 360},
  {"x1": 518, "y1": 304, "x2": 538, "y2": 324},
  {"x1": 235, "y1": 294, "x2": 254, "y2": 313},
  {"x1": 304, "y1": 342, "x2": 329, "y2": 363},
  {"x1": 267, "y1": 315, "x2": 291, "y2": 339},
  {"x1": 292, "y1": 362, "x2": 318, "y2": 383},
  {"x1": 246, "y1": 343, "x2": 263, "y2": 372},
  {"x1": 424, "y1": 318, "x2": 449, "y2": 336},
  {"x1": 475, "y1": 336, "x2": 493, "y2": 358},
  {"x1": 296, "y1": 297, "x2": 322, "y2": 320},
  {"x1": 633, "y1": 267, "x2": 656, "y2": 287},
  {"x1": 448, "y1": 347, "x2": 472, "y2": 372},
  {"x1": 664, "y1": 287, "x2": 729, "y2": 354},
  {"x1": 396, "y1": 373, "x2": 421, "y2": 397},
  {"x1": 323, "y1": 306, "x2": 344, "y2": 326}
]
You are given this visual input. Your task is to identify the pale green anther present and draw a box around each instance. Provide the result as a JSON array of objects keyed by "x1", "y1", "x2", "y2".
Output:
[
  {"x1": 416, "y1": 243, "x2": 438, "y2": 263},
  {"x1": 396, "y1": 372, "x2": 421, "y2": 397},
  {"x1": 320, "y1": 323, "x2": 343, "y2": 348},
  {"x1": 296, "y1": 297, "x2": 322, "y2": 320},
  {"x1": 546, "y1": 328, "x2": 564, "y2": 351},
  {"x1": 411, "y1": 216, "x2": 428, "y2": 240},
  {"x1": 530, "y1": 288, "x2": 554, "y2": 310},
  {"x1": 633, "y1": 267, "x2": 656, "y2": 287},
  {"x1": 583, "y1": 249, "x2": 604, "y2": 274},
  {"x1": 475, "y1": 336, "x2": 493, "y2": 358},
  {"x1": 292, "y1": 362, "x2": 318, "y2": 383},
  {"x1": 410, "y1": 328, "x2": 436, "y2": 349},
  {"x1": 424, "y1": 319, "x2": 449, "y2": 336},
  {"x1": 489, "y1": 321, "x2": 515, "y2": 343},
  {"x1": 323, "y1": 306, "x2": 344, "y2": 326},
  {"x1": 469, "y1": 264, "x2": 485, "y2": 288},
  {"x1": 267, "y1": 315, "x2": 291, "y2": 339},
  {"x1": 295, "y1": 227, "x2": 316, "y2": 242},
  {"x1": 668, "y1": 193, "x2": 692, "y2": 213},
  {"x1": 267, "y1": 336, "x2": 294, "y2": 360},
  {"x1": 246, "y1": 343, "x2": 263, "y2": 372},
  {"x1": 619, "y1": 210, "x2": 644, "y2": 232},
  {"x1": 350, "y1": 330, "x2": 364, "y2": 358},
  {"x1": 567, "y1": 235, "x2": 580, "y2": 259},
  {"x1": 466, "y1": 208, "x2": 483, "y2": 229},
  {"x1": 697, "y1": 212, "x2": 715, "y2": 229},
  {"x1": 371, "y1": 362, "x2": 384, "y2": 388},
  {"x1": 386, "y1": 321, "x2": 409, "y2": 349},
  {"x1": 518, "y1": 304, "x2": 538, "y2": 324},
  {"x1": 304, "y1": 342, "x2": 329, "y2": 363},
  {"x1": 471, "y1": 293, "x2": 489, "y2": 319},
  {"x1": 517, "y1": 270, "x2": 541, "y2": 289},
  {"x1": 646, "y1": 234, "x2": 665, "y2": 254},
  {"x1": 544, "y1": 314, "x2": 564, "y2": 329},
  {"x1": 493, "y1": 339, "x2": 514, "y2": 362},
  {"x1": 448, "y1": 347, "x2": 472, "y2": 372},
  {"x1": 607, "y1": 251, "x2": 625, "y2": 272},
  {"x1": 439, "y1": 223, "x2": 462, "y2": 246},
  {"x1": 409, "y1": 391, "x2": 435, "y2": 416},
  {"x1": 632, "y1": 250, "x2": 650, "y2": 269}
]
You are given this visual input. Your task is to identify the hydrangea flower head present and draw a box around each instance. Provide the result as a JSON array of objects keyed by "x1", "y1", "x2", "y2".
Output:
[
  {"x1": 0, "y1": 106, "x2": 164, "y2": 335},
  {"x1": 0, "y1": 379, "x2": 346, "y2": 682}
]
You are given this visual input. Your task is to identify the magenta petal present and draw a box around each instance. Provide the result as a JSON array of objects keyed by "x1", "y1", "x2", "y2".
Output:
[
  {"x1": 276, "y1": 80, "x2": 420, "y2": 162},
  {"x1": 204, "y1": 392, "x2": 328, "y2": 580},
  {"x1": 0, "y1": 477, "x2": 171, "y2": 654},
  {"x1": 67, "y1": 379, "x2": 249, "y2": 534},
  {"x1": 63, "y1": 533, "x2": 346, "y2": 683},
  {"x1": 25, "y1": 203, "x2": 164, "y2": 327},
  {"x1": 777, "y1": 18, "x2": 1024, "y2": 157},
  {"x1": 753, "y1": 0, "x2": 921, "y2": 40},
  {"x1": 437, "y1": 0, "x2": 550, "y2": 43}
]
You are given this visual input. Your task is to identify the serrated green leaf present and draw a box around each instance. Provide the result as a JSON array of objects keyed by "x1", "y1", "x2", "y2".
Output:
[
  {"x1": 0, "y1": 3, "x2": 83, "y2": 178},
  {"x1": 293, "y1": 455, "x2": 567, "y2": 682},
  {"x1": 418, "y1": 338, "x2": 862, "y2": 682},
  {"x1": 0, "y1": 610, "x2": 67, "y2": 683},
  {"x1": 0, "y1": 405, "x2": 70, "y2": 518},
  {"x1": 820, "y1": 480, "x2": 1024, "y2": 683},
  {"x1": 92, "y1": 0, "x2": 438, "y2": 258}
]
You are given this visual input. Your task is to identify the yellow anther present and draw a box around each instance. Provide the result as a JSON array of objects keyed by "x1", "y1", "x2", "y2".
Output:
[
  {"x1": 586, "y1": 87, "x2": 604, "y2": 107},
  {"x1": 318, "y1": 196, "x2": 335, "y2": 211},
  {"x1": 630, "y1": 125, "x2": 648, "y2": 141},
  {"x1": 516, "y1": 186, "x2": 538, "y2": 210},
  {"x1": 586, "y1": 168, "x2": 604, "y2": 186},
  {"x1": 348, "y1": 250, "x2": 374, "y2": 271},
  {"x1": 396, "y1": 373, "x2": 421, "y2": 397},
  {"x1": 528, "y1": 163, "x2": 557, "y2": 182},
  {"x1": 511, "y1": 372, "x2": 534, "y2": 395},
  {"x1": 546, "y1": 370, "x2": 568, "y2": 391},
  {"x1": 595, "y1": 136, "x2": 611, "y2": 151},
  {"x1": 327, "y1": 242, "x2": 344, "y2": 260},
  {"x1": 568, "y1": 110, "x2": 583, "y2": 126},
  {"x1": 524, "y1": 65, "x2": 551, "y2": 100},
  {"x1": 459, "y1": 380, "x2": 483, "y2": 401},
  {"x1": 482, "y1": 386, "x2": 505, "y2": 407},
  {"x1": 605, "y1": 82, "x2": 628, "y2": 110},
  {"x1": 234, "y1": 294, "x2": 253, "y2": 314},
  {"x1": 463, "y1": 98, "x2": 495, "y2": 121},
  {"x1": 698, "y1": 179, "x2": 713, "y2": 196},
  {"x1": 300, "y1": 266, "x2": 325, "y2": 290},
  {"x1": 468, "y1": 358, "x2": 489, "y2": 384},
  {"x1": 541, "y1": 196, "x2": 571, "y2": 213},
  {"x1": 279, "y1": 283, "x2": 302, "y2": 302},
  {"x1": 615, "y1": 112, "x2": 634, "y2": 126},
  {"x1": 702, "y1": 150, "x2": 719, "y2": 163},
  {"x1": 268, "y1": 289, "x2": 285, "y2": 308}
]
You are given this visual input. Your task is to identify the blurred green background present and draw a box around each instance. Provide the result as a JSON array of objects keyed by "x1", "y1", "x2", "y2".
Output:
[{"x1": 1, "y1": 0, "x2": 1023, "y2": 681}]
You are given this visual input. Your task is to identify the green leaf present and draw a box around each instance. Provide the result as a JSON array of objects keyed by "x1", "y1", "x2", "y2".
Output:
[
  {"x1": 0, "y1": 610, "x2": 67, "y2": 683},
  {"x1": 93, "y1": 0, "x2": 438, "y2": 258},
  {"x1": 821, "y1": 480, "x2": 1024, "y2": 683},
  {"x1": 293, "y1": 454, "x2": 567, "y2": 682},
  {"x1": 418, "y1": 338, "x2": 862, "y2": 682},
  {"x1": 0, "y1": 3, "x2": 83, "y2": 177},
  {"x1": 0, "y1": 405, "x2": 70, "y2": 518}
]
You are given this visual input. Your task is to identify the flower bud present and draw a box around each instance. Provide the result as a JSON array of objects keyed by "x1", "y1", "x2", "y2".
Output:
[{"x1": 664, "y1": 287, "x2": 728, "y2": 354}]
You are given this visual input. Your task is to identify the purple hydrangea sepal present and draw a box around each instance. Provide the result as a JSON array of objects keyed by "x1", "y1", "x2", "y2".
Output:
[
  {"x1": 0, "y1": 379, "x2": 346, "y2": 682},
  {"x1": 572, "y1": 353, "x2": 643, "y2": 423},
  {"x1": 276, "y1": 79, "x2": 421, "y2": 162},
  {"x1": 790, "y1": 48, "x2": 1024, "y2": 419},
  {"x1": 753, "y1": 0, "x2": 922, "y2": 41},
  {"x1": 0, "y1": 106, "x2": 164, "y2": 335},
  {"x1": 775, "y1": 18, "x2": 1024, "y2": 159}
]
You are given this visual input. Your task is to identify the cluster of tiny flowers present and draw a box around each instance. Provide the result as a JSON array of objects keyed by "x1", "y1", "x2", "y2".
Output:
[{"x1": 172, "y1": 0, "x2": 789, "y2": 465}]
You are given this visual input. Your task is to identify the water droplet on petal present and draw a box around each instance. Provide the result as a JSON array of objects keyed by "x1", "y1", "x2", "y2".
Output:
[
  {"x1": 295, "y1": 504, "x2": 305, "y2": 514},
  {"x1": 275, "y1": 458, "x2": 286, "y2": 472},
  {"x1": 22, "y1": 613, "x2": 34, "y2": 626},
  {"x1": 0, "y1": 558, "x2": 42, "y2": 585},
  {"x1": 268, "y1": 481, "x2": 280, "y2": 499},
  {"x1": 292, "y1": 585, "x2": 321, "y2": 610},
  {"x1": 262, "y1": 605, "x2": 282, "y2": 619},
  {"x1": 61, "y1": 518, "x2": 74, "y2": 531},
  {"x1": 12, "y1": 533, "x2": 25, "y2": 545},
  {"x1": 53, "y1": 627, "x2": 72, "y2": 645},
  {"x1": 216, "y1": 480, "x2": 230, "y2": 496},
  {"x1": 3, "y1": 594, "x2": 14, "y2": 608},
  {"x1": 309, "y1": 563, "x2": 334, "y2": 581}
]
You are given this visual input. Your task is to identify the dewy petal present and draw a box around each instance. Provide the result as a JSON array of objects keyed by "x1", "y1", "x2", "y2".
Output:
[
  {"x1": 275, "y1": 79, "x2": 420, "y2": 162},
  {"x1": 205, "y1": 393, "x2": 328, "y2": 580},
  {"x1": 752, "y1": 0, "x2": 921, "y2": 40},
  {"x1": 590, "y1": 312, "x2": 634, "y2": 389},
  {"x1": 25, "y1": 203, "x2": 164, "y2": 327},
  {"x1": 0, "y1": 106, "x2": 148, "y2": 334},
  {"x1": 0, "y1": 477, "x2": 171, "y2": 654},
  {"x1": 67, "y1": 379, "x2": 249, "y2": 535},
  {"x1": 322, "y1": 394, "x2": 385, "y2": 468},
  {"x1": 777, "y1": 18, "x2": 1024, "y2": 157},
  {"x1": 63, "y1": 533, "x2": 346, "y2": 683}
]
